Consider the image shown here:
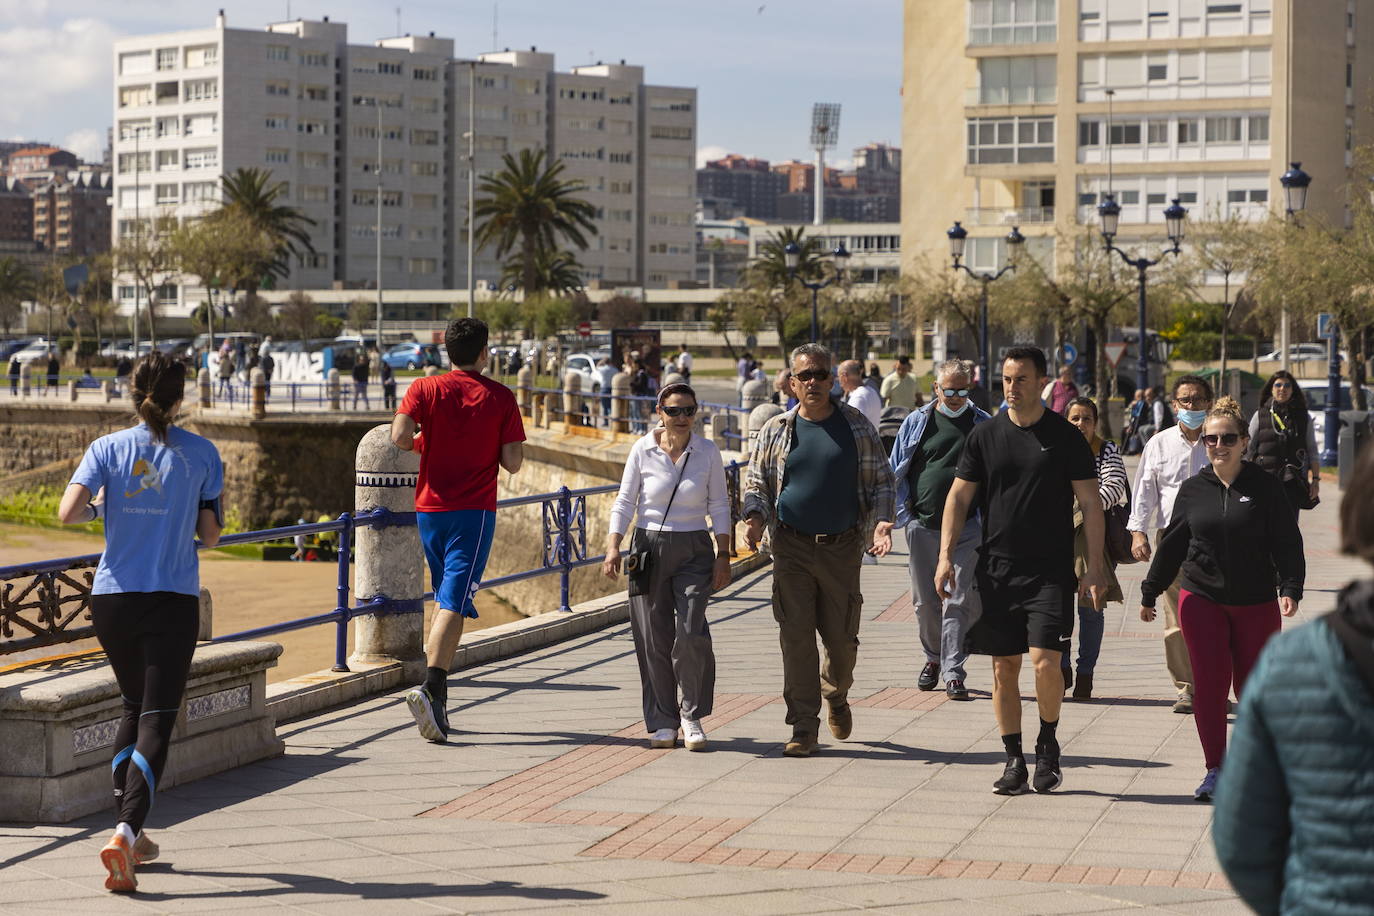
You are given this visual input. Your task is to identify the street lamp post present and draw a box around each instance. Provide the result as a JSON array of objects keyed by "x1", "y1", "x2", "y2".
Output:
[
  {"x1": 1097, "y1": 196, "x2": 1188, "y2": 394},
  {"x1": 784, "y1": 241, "x2": 851, "y2": 344},
  {"x1": 946, "y1": 221, "x2": 1024, "y2": 393}
]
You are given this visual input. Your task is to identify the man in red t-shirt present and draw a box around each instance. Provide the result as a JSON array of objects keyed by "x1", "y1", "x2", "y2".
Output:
[{"x1": 391, "y1": 318, "x2": 526, "y2": 742}]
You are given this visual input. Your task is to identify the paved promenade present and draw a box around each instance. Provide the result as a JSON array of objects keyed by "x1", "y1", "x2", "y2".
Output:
[{"x1": 0, "y1": 474, "x2": 1359, "y2": 914}]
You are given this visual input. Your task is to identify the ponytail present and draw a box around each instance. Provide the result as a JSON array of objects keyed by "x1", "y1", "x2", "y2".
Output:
[{"x1": 131, "y1": 352, "x2": 186, "y2": 444}]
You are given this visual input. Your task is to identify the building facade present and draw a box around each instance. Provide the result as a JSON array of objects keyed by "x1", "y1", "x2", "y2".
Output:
[
  {"x1": 902, "y1": 0, "x2": 1369, "y2": 281},
  {"x1": 110, "y1": 14, "x2": 696, "y2": 322},
  {"x1": 30, "y1": 173, "x2": 113, "y2": 258},
  {"x1": 8, "y1": 147, "x2": 80, "y2": 179}
]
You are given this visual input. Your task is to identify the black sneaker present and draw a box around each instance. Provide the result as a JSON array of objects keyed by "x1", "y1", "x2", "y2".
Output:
[
  {"x1": 945, "y1": 679, "x2": 970, "y2": 701},
  {"x1": 1033, "y1": 744, "x2": 1062, "y2": 793},
  {"x1": 405, "y1": 686, "x2": 448, "y2": 743},
  {"x1": 918, "y1": 662, "x2": 940, "y2": 691},
  {"x1": 993, "y1": 756, "x2": 1030, "y2": 795}
]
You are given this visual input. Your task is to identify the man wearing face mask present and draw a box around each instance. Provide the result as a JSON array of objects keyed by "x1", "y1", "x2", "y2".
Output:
[
  {"x1": 1127, "y1": 375, "x2": 1213, "y2": 714},
  {"x1": 889, "y1": 359, "x2": 991, "y2": 700}
]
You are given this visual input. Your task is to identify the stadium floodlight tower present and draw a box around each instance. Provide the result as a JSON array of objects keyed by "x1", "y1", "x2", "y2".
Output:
[{"x1": 810, "y1": 103, "x2": 841, "y2": 226}]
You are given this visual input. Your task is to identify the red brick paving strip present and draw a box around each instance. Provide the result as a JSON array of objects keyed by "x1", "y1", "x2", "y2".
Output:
[
  {"x1": 874, "y1": 592, "x2": 915, "y2": 622},
  {"x1": 420, "y1": 690, "x2": 1231, "y2": 892}
]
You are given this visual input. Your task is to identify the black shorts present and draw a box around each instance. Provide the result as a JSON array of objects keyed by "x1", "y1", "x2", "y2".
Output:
[{"x1": 966, "y1": 554, "x2": 1074, "y2": 657}]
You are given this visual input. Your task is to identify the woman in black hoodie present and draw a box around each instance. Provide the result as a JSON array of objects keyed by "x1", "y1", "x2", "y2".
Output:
[{"x1": 1140, "y1": 397, "x2": 1305, "y2": 802}]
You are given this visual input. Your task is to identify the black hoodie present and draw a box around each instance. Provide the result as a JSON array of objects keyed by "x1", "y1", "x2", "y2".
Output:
[{"x1": 1142, "y1": 461, "x2": 1305, "y2": 607}]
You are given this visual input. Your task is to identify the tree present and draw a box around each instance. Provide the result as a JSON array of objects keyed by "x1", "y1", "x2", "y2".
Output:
[
  {"x1": 896, "y1": 255, "x2": 986, "y2": 362},
  {"x1": 0, "y1": 256, "x2": 34, "y2": 337},
  {"x1": 170, "y1": 208, "x2": 274, "y2": 348},
  {"x1": 475, "y1": 297, "x2": 521, "y2": 344},
  {"x1": 1173, "y1": 208, "x2": 1268, "y2": 376},
  {"x1": 740, "y1": 226, "x2": 826, "y2": 358},
  {"x1": 219, "y1": 167, "x2": 318, "y2": 297},
  {"x1": 278, "y1": 291, "x2": 324, "y2": 342},
  {"x1": 498, "y1": 246, "x2": 585, "y2": 297},
  {"x1": 346, "y1": 298, "x2": 375, "y2": 336},
  {"x1": 596, "y1": 294, "x2": 644, "y2": 329},
  {"x1": 85, "y1": 298, "x2": 117, "y2": 354},
  {"x1": 528, "y1": 294, "x2": 573, "y2": 339},
  {"x1": 474, "y1": 148, "x2": 598, "y2": 295},
  {"x1": 232, "y1": 293, "x2": 275, "y2": 335},
  {"x1": 112, "y1": 214, "x2": 180, "y2": 344},
  {"x1": 822, "y1": 284, "x2": 891, "y2": 360}
]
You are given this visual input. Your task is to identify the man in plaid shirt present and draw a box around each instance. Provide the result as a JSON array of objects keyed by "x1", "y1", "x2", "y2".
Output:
[{"x1": 744, "y1": 343, "x2": 896, "y2": 758}]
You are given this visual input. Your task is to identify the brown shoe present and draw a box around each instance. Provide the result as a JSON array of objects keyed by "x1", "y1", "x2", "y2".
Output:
[
  {"x1": 827, "y1": 703, "x2": 852, "y2": 740},
  {"x1": 783, "y1": 731, "x2": 818, "y2": 757}
]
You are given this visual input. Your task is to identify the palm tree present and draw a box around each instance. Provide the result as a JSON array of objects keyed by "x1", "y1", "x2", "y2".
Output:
[
  {"x1": 474, "y1": 149, "x2": 597, "y2": 295},
  {"x1": 0, "y1": 256, "x2": 34, "y2": 338},
  {"x1": 219, "y1": 167, "x2": 317, "y2": 296},
  {"x1": 498, "y1": 247, "x2": 585, "y2": 299},
  {"x1": 741, "y1": 227, "x2": 826, "y2": 357}
]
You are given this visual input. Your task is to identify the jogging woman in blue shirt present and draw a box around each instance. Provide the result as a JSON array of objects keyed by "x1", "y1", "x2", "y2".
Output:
[{"x1": 58, "y1": 352, "x2": 224, "y2": 893}]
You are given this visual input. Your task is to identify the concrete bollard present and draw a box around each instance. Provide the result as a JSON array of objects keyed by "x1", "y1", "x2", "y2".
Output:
[
  {"x1": 350, "y1": 424, "x2": 425, "y2": 680},
  {"x1": 67, "y1": 380, "x2": 77, "y2": 402},
  {"x1": 198, "y1": 587, "x2": 214, "y2": 641},
  {"x1": 707, "y1": 412, "x2": 739, "y2": 452},
  {"x1": 662, "y1": 371, "x2": 685, "y2": 388},
  {"x1": 102, "y1": 379, "x2": 114, "y2": 402},
  {"x1": 250, "y1": 367, "x2": 267, "y2": 419},
  {"x1": 532, "y1": 391, "x2": 545, "y2": 428},
  {"x1": 562, "y1": 370, "x2": 582, "y2": 427},
  {"x1": 197, "y1": 367, "x2": 211, "y2": 408},
  {"x1": 611, "y1": 371, "x2": 630, "y2": 434},
  {"x1": 18, "y1": 362, "x2": 29, "y2": 397},
  {"x1": 749, "y1": 402, "x2": 784, "y2": 455},
  {"x1": 740, "y1": 377, "x2": 769, "y2": 412},
  {"x1": 517, "y1": 366, "x2": 534, "y2": 417},
  {"x1": 327, "y1": 368, "x2": 341, "y2": 411}
]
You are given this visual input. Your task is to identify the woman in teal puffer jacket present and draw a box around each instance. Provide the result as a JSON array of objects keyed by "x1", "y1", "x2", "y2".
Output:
[{"x1": 1212, "y1": 446, "x2": 1374, "y2": 915}]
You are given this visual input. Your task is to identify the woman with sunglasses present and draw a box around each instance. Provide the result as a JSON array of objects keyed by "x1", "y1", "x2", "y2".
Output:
[
  {"x1": 1140, "y1": 397, "x2": 1305, "y2": 802},
  {"x1": 1246, "y1": 370, "x2": 1321, "y2": 517},
  {"x1": 604, "y1": 383, "x2": 732, "y2": 751}
]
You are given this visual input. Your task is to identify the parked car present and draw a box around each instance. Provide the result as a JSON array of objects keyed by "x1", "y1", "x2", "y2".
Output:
[
  {"x1": 155, "y1": 338, "x2": 192, "y2": 359},
  {"x1": 1298, "y1": 379, "x2": 1354, "y2": 449},
  {"x1": 0, "y1": 338, "x2": 37, "y2": 360},
  {"x1": 563, "y1": 352, "x2": 605, "y2": 393},
  {"x1": 1260, "y1": 343, "x2": 1348, "y2": 363},
  {"x1": 381, "y1": 342, "x2": 444, "y2": 370},
  {"x1": 11, "y1": 340, "x2": 56, "y2": 365}
]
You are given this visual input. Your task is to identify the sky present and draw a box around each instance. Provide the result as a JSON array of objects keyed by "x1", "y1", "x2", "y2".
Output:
[{"x1": 0, "y1": 0, "x2": 902, "y2": 169}]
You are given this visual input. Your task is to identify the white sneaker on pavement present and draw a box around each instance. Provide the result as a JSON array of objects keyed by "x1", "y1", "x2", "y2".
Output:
[
  {"x1": 649, "y1": 727, "x2": 677, "y2": 748},
  {"x1": 681, "y1": 717, "x2": 708, "y2": 751}
]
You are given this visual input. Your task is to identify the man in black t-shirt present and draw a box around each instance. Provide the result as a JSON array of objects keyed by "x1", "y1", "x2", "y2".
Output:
[{"x1": 937, "y1": 347, "x2": 1107, "y2": 797}]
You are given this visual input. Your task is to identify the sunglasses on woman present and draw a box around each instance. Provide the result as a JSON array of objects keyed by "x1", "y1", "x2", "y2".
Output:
[
  {"x1": 794, "y1": 369, "x2": 830, "y2": 383},
  {"x1": 1201, "y1": 433, "x2": 1241, "y2": 447},
  {"x1": 660, "y1": 404, "x2": 697, "y2": 417}
]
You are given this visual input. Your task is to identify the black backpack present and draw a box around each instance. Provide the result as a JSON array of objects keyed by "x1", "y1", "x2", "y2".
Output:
[{"x1": 1158, "y1": 400, "x2": 1176, "y2": 430}]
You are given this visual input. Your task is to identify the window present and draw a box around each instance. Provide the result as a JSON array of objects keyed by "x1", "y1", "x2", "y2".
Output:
[
  {"x1": 608, "y1": 209, "x2": 634, "y2": 222},
  {"x1": 413, "y1": 193, "x2": 437, "y2": 209},
  {"x1": 609, "y1": 151, "x2": 633, "y2": 164},
  {"x1": 649, "y1": 125, "x2": 693, "y2": 140},
  {"x1": 411, "y1": 160, "x2": 439, "y2": 177},
  {"x1": 1147, "y1": 119, "x2": 1170, "y2": 144},
  {"x1": 1079, "y1": 120, "x2": 1100, "y2": 146},
  {"x1": 1147, "y1": 62, "x2": 1168, "y2": 81},
  {"x1": 184, "y1": 78, "x2": 218, "y2": 101},
  {"x1": 118, "y1": 119, "x2": 151, "y2": 140},
  {"x1": 1206, "y1": 49, "x2": 1244, "y2": 83},
  {"x1": 1204, "y1": 115, "x2": 1243, "y2": 142},
  {"x1": 649, "y1": 154, "x2": 692, "y2": 169},
  {"x1": 477, "y1": 104, "x2": 509, "y2": 121},
  {"x1": 476, "y1": 136, "x2": 508, "y2": 153},
  {"x1": 265, "y1": 115, "x2": 289, "y2": 130},
  {"x1": 156, "y1": 149, "x2": 178, "y2": 171},
  {"x1": 968, "y1": 0, "x2": 1057, "y2": 45},
  {"x1": 301, "y1": 152, "x2": 328, "y2": 169},
  {"x1": 378, "y1": 61, "x2": 402, "y2": 75},
  {"x1": 118, "y1": 152, "x2": 150, "y2": 174},
  {"x1": 302, "y1": 85, "x2": 329, "y2": 101},
  {"x1": 649, "y1": 212, "x2": 691, "y2": 226},
  {"x1": 185, "y1": 44, "x2": 217, "y2": 68},
  {"x1": 652, "y1": 184, "x2": 692, "y2": 197},
  {"x1": 301, "y1": 186, "x2": 329, "y2": 202},
  {"x1": 119, "y1": 84, "x2": 152, "y2": 108},
  {"x1": 412, "y1": 67, "x2": 437, "y2": 81},
  {"x1": 1250, "y1": 48, "x2": 1271, "y2": 80},
  {"x1": 184, "y1": 148, "x2": 218, "y2": 170},
  {"x1": 967, "y1": 116, "x2": 1054, "y2": 164},
  {"x1": 408, "y1": 258, "x2": 437, "y2": 274},
  {"x1": 977, "y1": 56, "x2": 1056, "y2": 104},
  {"x1": 351, "y1": 190, "x2": 377, "y2": 207},
  {"x1": 265, "y1": 148, "x2": 290, "y2": 164},
  {"x1": 1207, "y1": 3, "x2": 1242, "y2": 13},
  {"x1": 609, "y1": 179, "x2": 633, "y2": 194},
  {"x1": 156, "y1": 48, "x2": 177, "y2": 71},
  {"x1": 381, "y1": 191, "x2": 404, "y2": 207},
  {"x1": 411, "y1": 97, "x2": 439, "y2": 114},
  {"x1": 353, "y1": 125, "x2": 378, "y2": 140},
  {"x1": 184, "y1": 113, "x2": 217, "y2": 136},
  {"x1": 298, "y1": 119, "x2": 328, "y2": 135},
  {"x1": 266, "y1": 45, "x2": 289, "y2": 62},
  {"x1": 120, "y1": 51, "x2": 153, "y2": 76},
  {"x1": 1177, "y1": 119, "x2": 1200, "y2": 144},
  {"x1": 649, "y1": 98, "x2": 694, "y2": 112},
  {"x1": 1248, "y1": 114, "x2": 1269, "y2": 142},
  {"x1": 562, "y1": 116, "x2": 602, "y2": 131},
  {"x1": 477, "y1": 74, "x2": 508, "y2": 89},
  {"x1": 184, "y1": 181, "x2": 216, "y2": 202},
  {"x1": 266, "y1": 81, "x2": 290, "y2": 96},
  {"x1": 515, "y1": 77, "x2": 542, "y2": 94},
  {"x1": 1109, "y1": 122, "x2": 1143, "y2": 145},
  {"x1": 1179, "y1": 51, "x2": 1201, "y2": 80},
  {"x1": 1147, "y1": 192, "x2": 1168, "y2": 204},
  {"x1": 411, "y1": 129, "x2": 438, "y2": 146},
  {"x1": 302, "y1": 51, "x2": 329, "y2": 67},
  {"x1": 155, "y1": 116, "x2": 178, "y2": 138},
  {"x1": 512, "y1": 109, "x2": 542, "y2": 126}
]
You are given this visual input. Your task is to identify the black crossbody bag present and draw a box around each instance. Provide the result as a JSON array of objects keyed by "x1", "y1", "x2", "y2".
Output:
[{"x1": 625, "y1": 453, "x2": 689, "y2": 598}]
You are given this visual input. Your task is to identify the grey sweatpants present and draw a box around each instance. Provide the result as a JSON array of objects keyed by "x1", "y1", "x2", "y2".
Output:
[
  {"x1": 907, "y1": 519, "x2": 982, "y2": 683},
  {"x1": 627, "y1": 527, "x2": 717, "y2": 732}
]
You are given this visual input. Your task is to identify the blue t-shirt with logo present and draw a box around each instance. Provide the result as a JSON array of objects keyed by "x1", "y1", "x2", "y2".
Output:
[{"x1": 69, "y1": 424, "x2": 224, "y2": 596}]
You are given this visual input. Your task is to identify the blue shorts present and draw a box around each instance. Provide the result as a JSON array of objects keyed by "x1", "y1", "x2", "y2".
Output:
[{"x1": 417, "y1": 509, "x2": 496, "y2": 618}]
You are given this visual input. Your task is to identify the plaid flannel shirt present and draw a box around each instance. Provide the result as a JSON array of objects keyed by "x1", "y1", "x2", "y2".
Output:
[{"x1": 744, "y1": 398, "x2": 896, "y2": 546}]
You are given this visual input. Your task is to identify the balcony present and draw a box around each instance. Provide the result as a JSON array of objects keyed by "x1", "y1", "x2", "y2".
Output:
[{"x1": 963, "y1": 207, "x2": 1054, "y2": 226}]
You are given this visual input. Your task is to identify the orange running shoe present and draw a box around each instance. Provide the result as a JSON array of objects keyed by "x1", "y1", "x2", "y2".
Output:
[
  {"x1": 133, "y1": 831, "x2": 159, "y2": 865},
  {"x1": 100, "y1": 832, "x2": 137, "y2": 893}
]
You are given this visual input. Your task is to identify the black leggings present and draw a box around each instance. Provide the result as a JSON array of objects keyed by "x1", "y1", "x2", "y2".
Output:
[{"x1": 91, "y1": 592, "x2": 199, "y2": 834}]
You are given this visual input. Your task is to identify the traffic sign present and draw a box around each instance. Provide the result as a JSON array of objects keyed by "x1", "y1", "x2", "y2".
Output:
[
  {"x1": 1103, "y1": 342, "x2": 1128, "y2": 367},
  {"x1": 1318, "y1": 313, "x2": 1335, "y2": 340},
  {"x1": 576, "y1": 321, "x2": 592, "y2": 338},
  {"x1": 1058, "y1": 342, "x2": 1078, "y2": 366}
]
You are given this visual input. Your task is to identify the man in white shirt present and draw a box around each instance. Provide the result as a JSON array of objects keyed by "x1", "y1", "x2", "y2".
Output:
[
  {"x1": 675, "y1": 344, "x2": 693, "y2": 381},
  {"x1": 838, "y1": 359, "x2": 882, "y2": 430},
  {"x1": 1127, "y1": 375, "x2": 1213, "y2": 714}
]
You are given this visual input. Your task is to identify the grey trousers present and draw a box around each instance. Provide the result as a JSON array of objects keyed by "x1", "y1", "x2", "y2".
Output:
[
  {"x1": 627, "y1": 527, "x2": 717, "y2": 732},
  {"x1": 907, "y1": 519, "x2": 982, "y2": 683}
]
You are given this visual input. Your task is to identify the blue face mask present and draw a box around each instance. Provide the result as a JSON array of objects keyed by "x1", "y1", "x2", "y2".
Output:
[
  {"x1": 1177, "y1": 408, "x2": 1207, "y2": 429},
  {"x1": 937, "y1": 401, "x2": 970, "y2": 419}
]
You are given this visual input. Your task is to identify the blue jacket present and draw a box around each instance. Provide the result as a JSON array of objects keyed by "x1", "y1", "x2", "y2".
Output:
[
  {"x1": 1213, "y1": 587, "x2": 1374, "y2": 916},
  {"x1": 888, "y1": 401, "x2": 992, "y2": 529}
]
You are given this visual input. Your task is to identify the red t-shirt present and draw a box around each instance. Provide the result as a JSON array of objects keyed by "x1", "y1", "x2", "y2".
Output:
[{"x1": 398, "y1": 371, "x2": 526, "y2": 512}]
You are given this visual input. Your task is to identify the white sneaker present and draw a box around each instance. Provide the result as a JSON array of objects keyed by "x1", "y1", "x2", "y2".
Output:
[
  {"x1": 681, "y1": 717, "x2": 708, "y2": 751},
  {"x1": 649, "y1": 727, "x2": 677, "y2": 748}
]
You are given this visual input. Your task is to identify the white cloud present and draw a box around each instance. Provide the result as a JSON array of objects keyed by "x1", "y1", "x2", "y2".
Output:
[
  {"x1": 63, "y1": 127, "x2": 105, "y2": 161},
  {"x1": 696, "y1": 145, "x2": 732, "y2": 168},
  {"x1": 0, "y1": 18, "x2": 120, "y2": 133}
]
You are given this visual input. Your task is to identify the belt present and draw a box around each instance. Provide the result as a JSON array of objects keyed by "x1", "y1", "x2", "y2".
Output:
[{"x1": 777, "y1": 521, "x2": 856, "y2": 544}]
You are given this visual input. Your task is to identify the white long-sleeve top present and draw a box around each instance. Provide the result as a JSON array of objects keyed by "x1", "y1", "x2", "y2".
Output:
[
  {"x1": 609, "y1": 430, "x2": 731, "y2": 536},
  {"x1": 1127, "y1": 424, "x2": 1210, "y2": 532}
]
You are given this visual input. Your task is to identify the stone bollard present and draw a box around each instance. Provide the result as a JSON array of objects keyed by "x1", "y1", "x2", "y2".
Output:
[
  {"x1": 327, "y1": 368, "x2": 341, "y2": 411},
  {"x1": 18, "y1": 362, "x2": 30, "y2": 397},
  {"x1": 350, "y1": 425, "x2": 425, "y2": 680},
  {"x1": 749, "y1": 402, "x2": 784, "y2": 455},
  {"x1": 611, "y1": 371, "x2": 630, "y2": 434},
  {"x1": 517, "y1": 365, "x2": 534, "y2": 417},
  {"x1": 198, "y1": 587, "x2": 214, "y2": 641},
  {"x1": 197, "y1": 367, "x2": 211, "y2": 408},
  {"x1": 707, "y1": 412, "x2": 739, "y2": 452},
  {"x1": 102, "y1": 379, "x2": 114, "y2": 402},
  {"x1": 532, "y1": 391, "x2": 545, "y2": 428},
  {"x1": 250, "y1": 367, "x2": 267, "y2": 419},
  {"x1": 662, "y1": 371, "x2": 685, "y2": 388},
  {"x1": 562, "y1": 369, "x2": 582, "y2": 427},
  {"x1": 740, "y1": 377, "x2": 769, "y2": 412},
  {"x1": 67, "y1": 380, "x2": 77, "y2": 402}
]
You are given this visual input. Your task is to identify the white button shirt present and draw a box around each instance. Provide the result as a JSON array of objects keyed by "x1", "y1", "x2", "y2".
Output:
[
  {"x1": 844, "y1": 385, "x2": 883, "y2": 431},
  {"x1": 1127, "y1": 424, "x2": 1210, "y2": 532},
  {"x1": 609, "y1": 430, "x2": 731, "y2": 536}
]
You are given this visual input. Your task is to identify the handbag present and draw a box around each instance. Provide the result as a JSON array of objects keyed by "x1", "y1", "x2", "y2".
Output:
[
  {"x1": 1106, "y1": 501, "x2": 1136, "y2": 566},
  {"x1": 626, "y1": 452, "x2": 690, "y2": 597}
]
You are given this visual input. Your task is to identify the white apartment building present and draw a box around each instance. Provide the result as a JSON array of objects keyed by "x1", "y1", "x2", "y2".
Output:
[{"x1": 110, "y1": 14, "x2": 697, "y2": 322}]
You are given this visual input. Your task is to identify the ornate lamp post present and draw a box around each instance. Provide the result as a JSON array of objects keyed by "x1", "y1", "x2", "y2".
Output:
[
  {"x1": 947, "y1": 221, "x2": 1024, "y2": 393},
  {"x1": 784, "y1": 240, "x2": 851, "y2": 344}
]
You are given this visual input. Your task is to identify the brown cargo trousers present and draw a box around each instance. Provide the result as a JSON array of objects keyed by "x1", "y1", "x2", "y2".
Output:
[{"x1": 770, "y1": 524, "x2": 866, "y2": 736}]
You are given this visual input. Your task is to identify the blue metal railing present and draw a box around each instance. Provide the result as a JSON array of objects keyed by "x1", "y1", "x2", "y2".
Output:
[{"x1": 0, "y1": 461, "x2": 750, "y2": 672}]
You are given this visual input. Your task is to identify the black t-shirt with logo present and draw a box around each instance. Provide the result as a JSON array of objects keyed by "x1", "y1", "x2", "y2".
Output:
[{"x1": 955, "y1": 408, "x2": 1095, "y2": 572}]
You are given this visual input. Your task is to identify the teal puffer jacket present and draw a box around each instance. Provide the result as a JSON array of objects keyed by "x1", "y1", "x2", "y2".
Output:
[{"x1": 1213, "y1": 598, "x2": 1374, "y2": 916}]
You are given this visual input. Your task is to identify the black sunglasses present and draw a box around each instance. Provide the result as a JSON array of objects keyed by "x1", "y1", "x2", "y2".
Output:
[
  {"x1": 660, "y1": 404, "x2": 697, "y2": 418},
  {"x1": 940, "y1": 388, "x2": 970, "y2": 398},
  {"x1": 1201, "y1": 433, "x2": 1241, "y2": 447},
  {"x1": 794, "y1": 369, "x2": 831, "y2": 383}
]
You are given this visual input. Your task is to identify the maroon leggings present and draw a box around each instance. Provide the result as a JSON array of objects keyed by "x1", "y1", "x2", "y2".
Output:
[{"x1": 1178, "y1": 589, "x2": 1281, "y2": 769}]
